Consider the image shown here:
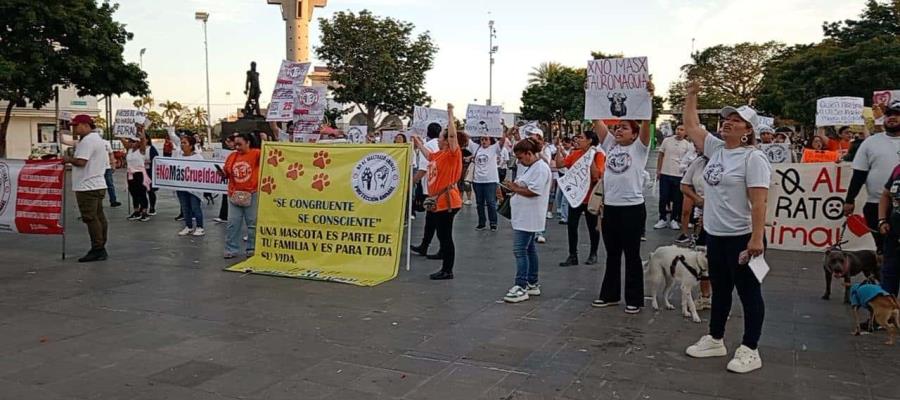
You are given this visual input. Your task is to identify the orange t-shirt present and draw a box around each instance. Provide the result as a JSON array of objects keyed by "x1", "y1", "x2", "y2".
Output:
[
  {"x1": 225, "y1": 149, "x2": 261, "y2": 195},
  {"x1": 825, "y1": 138, "x2": 851, "y2": 153},
  {"x1": 564, "y1": 148, "x2": 607, "y2": 204},
  {"x1": 427, "y1": 148, "x2": 463, "y2": 212}
]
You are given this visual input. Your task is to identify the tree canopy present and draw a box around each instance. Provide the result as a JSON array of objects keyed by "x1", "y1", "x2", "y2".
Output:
[
  {"x1": 0, "y1": 0, "x2": 149, "y2": 156},
  {"x1": 316, "y1": 10, "x2": 437, "y2": 130}
]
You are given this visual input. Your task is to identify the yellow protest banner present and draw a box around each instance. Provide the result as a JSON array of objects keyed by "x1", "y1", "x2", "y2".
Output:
[{"x1": 226, "y1": 142, "x2": 411, "y2": 286}]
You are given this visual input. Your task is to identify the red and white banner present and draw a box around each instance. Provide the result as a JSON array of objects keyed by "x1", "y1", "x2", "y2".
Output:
[
  {"x1": 0, "y1": 159, "x2": 65, "y2": 235},
  {"x1": 152, "y1": 157, "x2": 228, "y2": 194}
]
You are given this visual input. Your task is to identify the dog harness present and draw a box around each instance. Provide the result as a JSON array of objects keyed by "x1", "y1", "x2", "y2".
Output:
[{"x1": 670, "y1": 255, "x2": 703, "y2": 281}]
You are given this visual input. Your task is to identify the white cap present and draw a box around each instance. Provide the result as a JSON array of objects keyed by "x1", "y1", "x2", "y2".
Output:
[
  {"x1": 756, "y1": 125, "x2": 775, "y2": 134},
  {"x1": 720, "y1": 105, "x2": 759, "y2": 130},
  {"x1": 521, "y1": 122, "x2": 544, "y2": 137}
]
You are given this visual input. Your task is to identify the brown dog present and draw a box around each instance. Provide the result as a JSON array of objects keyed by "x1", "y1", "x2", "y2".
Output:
[
  {"x1": 823, "y1": 249, "x2": 881, "y2": 303},
  {"x1": 850, "y1": 282, "x2": 900, "y2": 345}
]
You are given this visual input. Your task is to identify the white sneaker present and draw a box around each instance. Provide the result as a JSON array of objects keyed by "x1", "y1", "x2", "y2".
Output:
[
  {"x1": 192, "y1": 228, "x2": 206, "y2": 236},
  {"x1": 526, "y1": 283, "x2": 541, "y2": 296},
  {"x1": 535, "y1": 235, "x2": 547, "y2": 244},
  {"x1": 695, "y1": 297, "x2": 711, "y2": 311},
  {"x1": 726, "y1": 345, "x2": 762, "y2": 373},
  {"x1": 503, "y1": 285, "x2": 529, "y2": 303},
  {"x1": 213, "y1": 218, "x2": 226, "y2": 224},
  {"x1": 653, "y1": 220, "x2": 668, "y2": 229},
  {"x1": 177, "y1": 227, "x2": 194, "y2": 236},
  {"x1": 463, "y1": 199, "x2": 472, "y2": 205},
  {"x1": 669, "y1": 220, "x2": 681, "y2": 230},
  {"x1": 546, "y1": 212, "x2": 554, "y2": 219},
  {"x1": 686, "y1": 335, "x2": 728, "y2": 358}
]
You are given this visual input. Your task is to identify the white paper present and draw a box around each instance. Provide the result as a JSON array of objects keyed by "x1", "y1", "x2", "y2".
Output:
[
  {"x1": 584, "y1": 57, "x2": 652, "y2": 120},
  {"x1": 748, "y1": 255, "x2": 770, "y2": 283}
]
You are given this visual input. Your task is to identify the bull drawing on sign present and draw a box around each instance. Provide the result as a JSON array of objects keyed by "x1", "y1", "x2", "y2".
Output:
[{"x1": 608, "y1": 93, "x2": 628, "y2": 117}]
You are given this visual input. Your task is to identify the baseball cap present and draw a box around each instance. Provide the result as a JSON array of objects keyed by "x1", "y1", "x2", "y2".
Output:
[
  {"x1": 71, "y1": 114, "x2": 93, "y2": 126},
  {"x1": 757, "y1": 125, "x2": 775, "y2": 135},
  {"x1": 720, "y1": 106, "x2": 759, "y2": 130},
  {"x1": 886, "y1": 100, "x2": 900, "y2": 116}
]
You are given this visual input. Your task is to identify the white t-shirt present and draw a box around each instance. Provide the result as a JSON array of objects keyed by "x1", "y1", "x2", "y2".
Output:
[
  {"x1": 472, "y1": 143, "x2": 501, "y2": 183},
  {"x1": 852, "y1": 132, "x2": 900, "y2": 203},
  {"x1": 658, "y1": 136, "x2": 696, "y2": 177},
  {"x1": 603, "y1": 139, "x2": 651, "y2": 206},
  {"x1": 511, "y1": 160, "x2": 552, "y2": 232},
  {"x1": 72, "y1": 131, "x2": 109, "y2": 192},
  {"x1": 418, "y1": 139, "x2": 440, "y2": 195},
  {"x1": 681, "y1": 155, "x2": 708, "y2": 197},
  {"x1": 701, "y1": 134, "x2": 771, "y2": 236},
  {"x1": 125, "y1": 149, "x2": 145, "y2": 173}
]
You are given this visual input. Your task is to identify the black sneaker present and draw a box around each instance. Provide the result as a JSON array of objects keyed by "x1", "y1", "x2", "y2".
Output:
[
  {"x1": 426, "y1": 252, "x2": 444, "y2": 260},
  {"x1": 429, "y1": 271, "x2": 454, "y2": 280},
  {"x1": 559, "y1": 255, "x2": 578, "y2": 267},
  {"x1": 139, "y1": 213, "x2": 151, "y2": 222},
  {"x1": 591, "y1": 299, "x2": 620, "y2": 308},
  {"x1": 490, "y1": 225, "x2": 498, "y2": 232},
  {"x1": 127, "y1": 212, "x2": 141, "y2": 221},
  {"x1": 174, "y1": 214, "x2": 184, "y2": 221},
  {"x1": 77, "y1": 249, "x2": 107, "y2": 263},
  {"x1": 110, "y1": 201, "x2": 122, "y2": 208},
  {"x1": 584, "y1": 255, "x2": 598, "y2": 265},
  {"x1": 675, "y1": 234, "x2": 693, "y2": 245},
  {"x1": 410, "y1": 245, "x2": 428, "y2": 256},
  {"x1": 475, "y1": 225, "x2": 487, "y2": 231},
  {"x1": 148, "y1": 208, "x2": 157, "y2": 216}
]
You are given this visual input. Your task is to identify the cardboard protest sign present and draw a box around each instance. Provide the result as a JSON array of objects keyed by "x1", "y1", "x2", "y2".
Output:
[
  {"x1": 801, "y1": 149, "x2": 841, "y2": 163},
  {"x1": 465, "y1": 105, "x2": 503, "y2": 138},
  {"x1": 347, "y1": 125, "x2": 368, "y2": 143},
  {"x1": 226, "y1": 143, "x2": 412, "y2": 286},
  {"x1": 0, "y1": 159, "x2": 65, "y2": 235},
  {"x1": 557, "y1": 149, "x2": 596, "y2": 207},
  {"x1": 873, "y1": 90, "x2": 900, "y2": 125},
  {"x1": 411, "y1": 106, "x2": 448, "y2": 137},
  {"x1": 767, "y1": 163, "x2": 875, "y2": 252},
  {"x1": 815, "y1": 97, "x2": 864, "y2": 127},
  {"x1": 585, "y1": 57, "x2": 652, "y2": 120},
  {"x1": 152, "y1": 157, "x2": 227, "y2": 194},
  {"x1": 266, "y1": 60, "x2": 311, "y2": 122},
  {"x1": 113, "y1": 109, "x2": 146, "y2": 139},
  {"x1": 759, "y1": 143, "x2": 791, "y2": 164}
]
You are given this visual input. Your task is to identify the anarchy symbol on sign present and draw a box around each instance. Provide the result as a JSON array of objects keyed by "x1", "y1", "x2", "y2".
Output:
[{"x1": 776, "y1": 168, "x2": 804, "y2": 195}]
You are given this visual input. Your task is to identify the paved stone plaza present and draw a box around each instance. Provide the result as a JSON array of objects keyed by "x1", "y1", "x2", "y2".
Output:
[{"x1": 1, "y1": 169, "x2": 899, "y2": 400}]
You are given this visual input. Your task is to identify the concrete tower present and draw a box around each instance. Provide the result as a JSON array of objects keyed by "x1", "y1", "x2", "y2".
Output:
[{"x1": 267, "y1": 0, "x2": 328, "y2": 62}]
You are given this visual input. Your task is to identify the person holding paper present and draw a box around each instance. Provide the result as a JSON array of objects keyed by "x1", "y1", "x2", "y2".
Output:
[
  {"x1": 167, "y1": 128, "x2": 207, "y2": 237},
  {"x1": 681, "y1": 81, "x2": 771, "y2": 374},
  {"x1": 555, "y1": 129, "x2": 605, "y2": 267}
]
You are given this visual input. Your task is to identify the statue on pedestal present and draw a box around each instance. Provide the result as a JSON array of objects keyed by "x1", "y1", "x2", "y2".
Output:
[{"x1": 243, "y1": 62, "x2": 262, "y2": 119}]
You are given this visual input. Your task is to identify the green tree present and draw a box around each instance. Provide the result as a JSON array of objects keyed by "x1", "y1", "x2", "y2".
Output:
[
  {"x1": 132, "y1": 96, "x2": 155, "y2": 112},
  {"x1": 0, "y1": 0, "x2": 149, "y2": 156},
  {"x1": 189, "y1": 106, "x2": 208, "y2": 130},
  {"x1": 757, "y1": 0, "x2": 900, "y2": 125},
  {"x1": 527, "y1": 62, "x2": 565, "y2": 86},
  {"x1": 520, "y1": 65, "x2": 586, "y2": 134},
  {"x1": 158, "y1": 100, "x2": 185, "y2": 127},
  {"x1": 590, "y1": 50, "x2": 624, "y2": 60},
  {"x1": 316, "y1": 10, "x2": 437, "y2": 130}
]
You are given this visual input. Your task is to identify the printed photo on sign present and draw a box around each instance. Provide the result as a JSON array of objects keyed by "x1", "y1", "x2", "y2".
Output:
[
  {"x1": 352, "y1": 153, "x2": 400, "y2": 204},
  {"x1": 266, "y1": 60, "x2": 311, "y2": 122},
  {"x1": 347, "y1": 125, "x2": 368, "y2": 144},
  {"x1": 584, "y1": 57, "x2": 652, "y2": 120},
  {"x1": 465, "y1": 104, "x2": 503, "y2": 138},
  {"x1": 874, "y1": 90, "x2": 900, "y2": 124},
  {"x1": 411, "y1": 106, "x2": 448, "y2": 137},
  {"x1": 816, "y1": 97, "x2": 864, "y2": 127}
]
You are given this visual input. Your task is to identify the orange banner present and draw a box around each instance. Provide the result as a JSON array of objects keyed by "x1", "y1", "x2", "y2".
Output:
[{"x1": 801, "y1": 149, "x2": 840, "y2": 163}]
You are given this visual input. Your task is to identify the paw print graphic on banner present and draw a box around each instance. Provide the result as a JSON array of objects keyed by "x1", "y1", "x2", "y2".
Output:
[
  {"x1": 286, "y1": 162, "x2": 304, "y2": 181},
  {"x1": 311, "y1": 173, "x2": 331, "y2": 192},
  {"x1": 260, "y1": 175, "x2": 277, "y2": 195},
  {"x1": 267, "y1": 149, "x2": 285, "y2": 168},
  {"x1": 313, "y1": 151, "x2": 332, "y2": 169}
]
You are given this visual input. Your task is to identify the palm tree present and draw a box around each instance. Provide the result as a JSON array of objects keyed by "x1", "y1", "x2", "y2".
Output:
[
  {"x1": 190, "y1": 107, "x2": 209, "y2": 129},
  {"x1": 158, "y1": 100, "x2": 184, "y2": 127},
  {"x1": 132, "y1": 96, "x2": 154, "y2": 112},
  {"x1": 527, "y1": 62, "x2": 564, "y2": 86}
]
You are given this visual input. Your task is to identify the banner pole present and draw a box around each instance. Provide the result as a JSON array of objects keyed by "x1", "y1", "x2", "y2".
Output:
[
  {"x1": 61, "y1": 162, "x2": 67, "y2": 260},
  {"x1": 406, "y1": 143, "x2": 413, "y2": 272}
]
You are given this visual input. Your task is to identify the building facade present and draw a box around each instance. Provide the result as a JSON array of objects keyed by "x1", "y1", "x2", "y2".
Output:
[{"x1": 0, "y1": 87, "x2": 100, "y2": 159}]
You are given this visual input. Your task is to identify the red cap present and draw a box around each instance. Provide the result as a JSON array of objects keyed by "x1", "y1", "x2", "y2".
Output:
[{"x1": 71, "y1": 114, "x2": 93, "y2": 126}]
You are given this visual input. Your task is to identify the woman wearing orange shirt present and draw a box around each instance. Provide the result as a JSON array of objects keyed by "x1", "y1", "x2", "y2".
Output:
[
  {"x1": 219, "y1": 132, "x2": 262, "y2": 259},
  {"x1": 412, "y1": 104, "x2": 466, "y2": 280},
  {"x1": 555, "y1": 130, "x2": 606, "y2": 267}
]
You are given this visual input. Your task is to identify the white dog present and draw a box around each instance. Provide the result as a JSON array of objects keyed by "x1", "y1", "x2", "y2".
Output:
[{"x1": 644, "y1": 245, "x2": 708, "y2": 323}]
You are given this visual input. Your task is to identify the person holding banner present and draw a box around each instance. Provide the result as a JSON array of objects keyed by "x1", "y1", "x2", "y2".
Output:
[
  {"x1": 555, "y1": 129, "x2": 605, "y2": 267},
  {"x1": 412, "y1": 105, "x2": 465, "y2": 280},
  {"x1": 681, "y1": 81, "x2": 771, "y2": 374},
  {"x1": 502, "y1": 137, "x2": 553, "y2": 303},
  {"x1": 167, "y1": 128, "x2": 207, "y2": 236},
  {"x1": 64, "y1": 115, "x2": 110, "y2": 262},
  {"x1": 844, "y1": 101, "x2": 900, "y2": 255},
  {"x1": 124, "y1": 137, "x2": 151, "y2": 222},
  {"x1": 800, "y1": 136, "x2": 840, "y2": 163},
  {"x1": 220, "y1": 132, "x2": 262, "y2": 258},
  {"x1": 817, "y1": 126, "x2": 852, "y2": 154}
]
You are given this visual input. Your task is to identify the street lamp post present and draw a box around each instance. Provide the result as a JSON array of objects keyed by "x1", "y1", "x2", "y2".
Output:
[
  {"x1": 488, "y1": 20, "x2": 498, "y2": 106},
  {"x1": 139, "y1": 48, "x2": 146, "y2": 70},
  {"x1": 195, "y1": 11, "x2": 212, "y2": 145}
]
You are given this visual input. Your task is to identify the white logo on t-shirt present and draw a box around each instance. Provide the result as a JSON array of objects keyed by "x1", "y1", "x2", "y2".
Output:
[{"x1": 703, "y1": 163, "x2": 724, "y2": 186}]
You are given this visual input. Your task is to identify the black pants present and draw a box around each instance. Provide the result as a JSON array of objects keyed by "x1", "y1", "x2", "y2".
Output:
[
  {"x1": 567, "y1": 204, "x2": 600, "y2": 257},
  {"x1": 658, "y1": 174, "x2": 684, "y2": 222},
  {"x1": 127, "y1": 172, "x2": 149, "y2": 211},
  {"x1": 418, "y1": 210, "x2": 438, "y2": 251},
  {"x1": 219, "y1": 195, "x2": 229, "y2": 220},
  {"x1": 599, "y1": 204, "x2": 646, "y2": 307},
  {"x1": 146, "y1": 168, "x2": 157, "y2": 210},
  {"x1": 707, "y1": 232, "x2": 765, "y2": 349},
  {"x1": 863, "y1": 202, "x2": 884, "y2": 254},
  {"x1": 434, "y1": 209, "x2": 459, "y2": 273}
]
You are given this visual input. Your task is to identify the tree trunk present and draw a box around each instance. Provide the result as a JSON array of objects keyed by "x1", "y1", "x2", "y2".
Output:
[
  {"x1": 366, "y1": 105, "x2": 377, "y2": 132},
  {"x1": 0, "y1": 99, "x2": 15, "y2": 158}
]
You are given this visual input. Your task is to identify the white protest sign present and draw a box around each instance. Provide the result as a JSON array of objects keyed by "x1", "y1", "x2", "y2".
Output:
[
  {"x1": 758, "y1": 116, "x2": 775, "y2": 129},
  {"x1": 293, "y1": 85, "x2": 327, "y2": 132},
  {"x1": 767, "y1": 163, "x2": 875, "y2": 252},
  {"x1": 557, "y1": 148, "x2": 596, "y2": 208},
  {"x1": 411, "y1": 106, "x2": 448, "y2": 137},
  {"x1": 659, "y1": 121, "x2": 673, "y2": 138},
  {"x1": 291, "y1": 120, "x2": 321, "y2": 141},
  {"x1": 585, "y1": 57, "x2": 652, "y2": 120},
  {"x1": 815, "y1": 97, "x2": 864, "y2": 127},
  {"x1": 465, "y1": 104, "x2": 503, "y2": 138},
  {"x1": 759, "y1": 143, "x2": 791, "y2": 164},
  {"x1": 266, "y1": 60, "x2": 312, "y2": 122},
  {"x1": 381, "y1": 130, "x2": 406, "y2": 144},
  {"x1": 113, "y1": 109, "x2": 145, "y2": 139},
  {"x1": 347, "y1": 125, "x2": 368, "y2": 143},
  {"x1": 874, "y1": 90, "x2": 900, "y2": 124},
  {"x1": 295, "y1": 133, "x2": 320, "y2": 143}
]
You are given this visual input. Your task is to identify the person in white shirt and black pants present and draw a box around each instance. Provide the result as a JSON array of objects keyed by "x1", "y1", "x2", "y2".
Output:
[
  {"x1": 682, "y1": 81, "x2": 771, "y2": 374},
  {"x1": 655, "y1": 125, "x2": 695, "y2": 230},
  {"x1": 64, "y1": 115, "x2": 111, "y2": 262}
]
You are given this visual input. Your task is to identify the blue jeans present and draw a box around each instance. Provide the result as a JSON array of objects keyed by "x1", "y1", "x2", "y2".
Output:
[
  {"x1": 513, "y1": 230, "x2": 539, "y2": 287},
  {"x1": 226, "y1": 193, "x2": 258, "y2": 255},
  {"x1": 104, "y1": 169, "x2": 117, "y2": 203},
  {"x1": 473, "y1": 182, "x2": 498, "y2": 227},
  {"x1": 555, "y1": 184, "x2": 569, "y2": 221},
  {"x1": 176, "y1": 191, "x2": 203, "y2": 229}
]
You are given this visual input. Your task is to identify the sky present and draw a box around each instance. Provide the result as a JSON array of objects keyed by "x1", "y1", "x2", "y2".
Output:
[{"x1": 108, "y1": 0, "x2": 868, "y2": 122}]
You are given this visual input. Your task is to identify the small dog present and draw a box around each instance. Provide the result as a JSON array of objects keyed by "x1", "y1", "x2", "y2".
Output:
[
  {"x1": 850, "y1": 282, "x2": 900, "y2": 345},
  {"x1": 822, "y1": 249, "x2": 880, "y2": 303},
  {"x1": 644, "y1": 245, "x2": 708, "y2": 323}
]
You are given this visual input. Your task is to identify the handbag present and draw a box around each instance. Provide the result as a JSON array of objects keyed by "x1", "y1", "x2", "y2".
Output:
[
  {"x1": 497, "y1": 193, "x2": 512, "y2": 219},
  {"x1": 586, "y1": 180, "x2": 604, "y2": 216},
  {"x1": 463, "y1": 147, "x2": 480, "y2": 183},
  {"x1": 423, "y1": 184, "x2": 454, "y2": 212},
  {"x1": 230, "y1": 190, "x2": 252, "y2": 207}
]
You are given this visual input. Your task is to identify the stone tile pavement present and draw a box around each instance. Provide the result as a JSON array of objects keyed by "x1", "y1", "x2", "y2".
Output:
[{"x1": 0, "y1": 171, "x2": 898, "y2": 400}]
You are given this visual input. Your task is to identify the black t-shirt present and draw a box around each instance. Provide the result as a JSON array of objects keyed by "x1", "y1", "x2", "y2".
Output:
[{"x1": 883, "y1": 164, "x2": 900, "y2": 235}]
